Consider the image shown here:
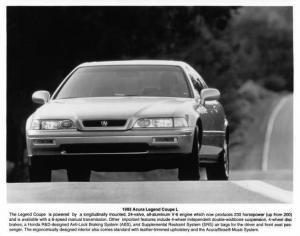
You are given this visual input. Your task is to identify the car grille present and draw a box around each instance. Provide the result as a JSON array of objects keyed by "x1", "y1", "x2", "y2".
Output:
[
  {"x1": 82, "y1": 119, "x2": 127, "y2": 127},
  {"x1": 60, "y1": 143, "x2": 149, "y2": 154}
]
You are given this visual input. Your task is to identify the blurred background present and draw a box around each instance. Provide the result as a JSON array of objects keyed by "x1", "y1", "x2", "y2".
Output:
[{"x1": 6, "y1": 6, "x2": 293, "y2": 182}]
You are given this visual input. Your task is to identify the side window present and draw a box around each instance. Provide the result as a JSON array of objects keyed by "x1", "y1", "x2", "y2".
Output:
[
  {"x1": 191, "y1": 76, "x2": 202, "y2": 94},
  {"x1": 196, "y1": 76, "x2": 208, "y2": 89},
  {"x1": 192, "y1": 68, "x2": 207, "y2": 90},
  {"x1": 186, "y1": 65, "x2": 206, "y2": 97},
  {"x1": 190, "y1": 72, "x2": 203, "y2": 95}
]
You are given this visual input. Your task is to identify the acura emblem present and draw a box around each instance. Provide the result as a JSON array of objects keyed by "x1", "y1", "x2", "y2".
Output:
[{"x1": 100, "y1": 120, "x2": 108, "y2": 126}]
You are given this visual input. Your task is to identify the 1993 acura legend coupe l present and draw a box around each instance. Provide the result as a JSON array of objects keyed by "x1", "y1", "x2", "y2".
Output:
[{"x1": 26, "y1": 60, "x2": 229, "y2": 182}]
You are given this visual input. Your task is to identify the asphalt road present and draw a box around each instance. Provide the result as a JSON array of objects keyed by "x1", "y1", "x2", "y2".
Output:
[
  {"x1": 7, "y1": 95, "x2": 293, "y2": 203},
  {"x1": 267, "y1": 96, "x2": 293, "y2": 170},
  {"x1": 231, "y1": 95, "x2": 293, "y2": 184}
]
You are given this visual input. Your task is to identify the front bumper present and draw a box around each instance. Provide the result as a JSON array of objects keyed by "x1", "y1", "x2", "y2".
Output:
[{"x1": 26, "y1": 128, "x2": 194, "y2": 157}]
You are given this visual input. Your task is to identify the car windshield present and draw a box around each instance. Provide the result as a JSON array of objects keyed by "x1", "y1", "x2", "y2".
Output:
[{"x1": 54, "y1": 65, "x2": 191, "y2": 99}]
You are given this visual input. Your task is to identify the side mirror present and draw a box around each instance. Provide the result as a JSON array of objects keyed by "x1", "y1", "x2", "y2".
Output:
[
  {"x1": 200, "y1": 88, "x2": 220, "y2": 105},
  {"x1": 32, "y1": 90, "x2": 50, "y2": 104}
]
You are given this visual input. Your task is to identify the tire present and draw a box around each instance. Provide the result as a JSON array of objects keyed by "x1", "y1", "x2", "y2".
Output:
[
  {"x1": 206, "y1": 134, "x2": 229, "y2": 180},
  {"x1": 67, "y1": 167, "x2": 91, "y2": 182},
  {"x1": 178, "y1": 127, "x2": 201, "y2": 180},
  {"x1": 29, "y1": 159, "x2": 52, "y2": 182}
]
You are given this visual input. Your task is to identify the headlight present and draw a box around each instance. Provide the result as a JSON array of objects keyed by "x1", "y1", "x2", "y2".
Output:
[
  {"x1": 30, "y1": 119, "x2": 76, "y2": 130},
  {"x1": 133, "y1": 118, "x2": 188, "y2": 128}
]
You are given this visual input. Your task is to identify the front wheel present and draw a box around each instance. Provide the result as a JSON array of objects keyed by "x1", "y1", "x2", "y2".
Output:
[
  {"x1": 178, "y1": 128, "x2": 201, "y2": 180},
  {"x1": 206, "y1": 137, "x2": 229, "y2": 180}
]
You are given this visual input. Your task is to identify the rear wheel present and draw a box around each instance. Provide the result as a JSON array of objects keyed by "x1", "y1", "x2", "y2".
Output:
[
  {"x1": 178, "y1": 128, "x2": 201, "y2": 180},
  {"x1": 67, "y1": 167, "x2": 91, "y2": 182},
  {"x1": 29, "y1": 158, "x2": 52, "y2": 182},
  {"x1": 206, "y1": 135, "x2": 229, "y2": 180}
]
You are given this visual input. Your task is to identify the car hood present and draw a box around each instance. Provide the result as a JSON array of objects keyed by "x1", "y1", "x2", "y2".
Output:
[{"x1": 33, "y1": 97, "x2": 195, "y2": 120}]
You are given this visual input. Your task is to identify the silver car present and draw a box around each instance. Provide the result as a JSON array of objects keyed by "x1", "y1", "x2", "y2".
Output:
[{"x1": 26, "y1": 60, "x2": 229, "y2": 181}]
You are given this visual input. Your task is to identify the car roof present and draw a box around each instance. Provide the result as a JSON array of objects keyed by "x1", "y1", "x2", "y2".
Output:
[{"x1": 77, "y1": 60, "x2": 189, "y2": 68}]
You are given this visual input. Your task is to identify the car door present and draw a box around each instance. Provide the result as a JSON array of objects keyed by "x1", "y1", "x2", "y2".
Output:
[{"x1": 188, "y1": 67, "x2": 225, "y2": 159}]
